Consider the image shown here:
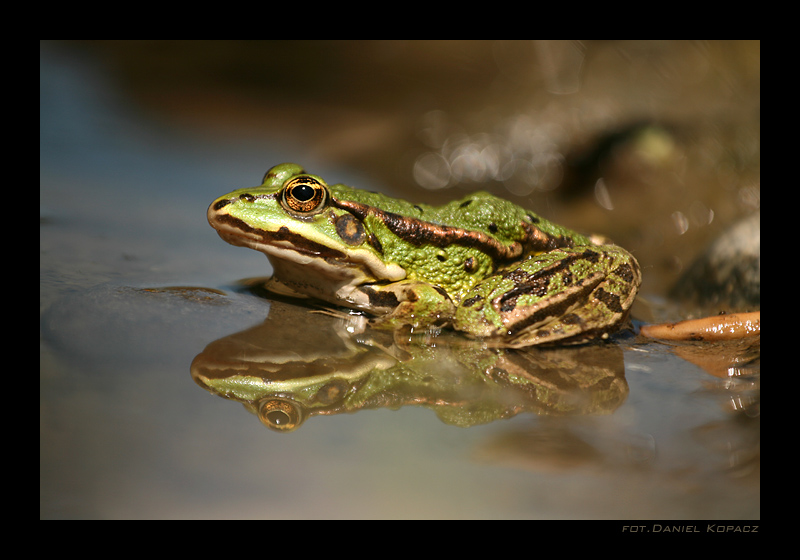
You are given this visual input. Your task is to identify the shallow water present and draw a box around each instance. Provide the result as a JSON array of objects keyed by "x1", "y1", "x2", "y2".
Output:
[{"x1": 40, "y1": 42, "x2": 759, "y2": 519}]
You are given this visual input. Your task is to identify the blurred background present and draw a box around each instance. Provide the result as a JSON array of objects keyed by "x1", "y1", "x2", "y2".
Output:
[{"x1": 41, "y1": 41, "x2": 759, "y2": 519}]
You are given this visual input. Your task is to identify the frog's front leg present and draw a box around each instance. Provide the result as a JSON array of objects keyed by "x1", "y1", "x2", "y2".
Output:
[
  {"x1": 355, "y1": 280, "x2": 457, "y2": 331},
  {"x1": 454, "y1": 245, "x2": 641, "y2": 347}
]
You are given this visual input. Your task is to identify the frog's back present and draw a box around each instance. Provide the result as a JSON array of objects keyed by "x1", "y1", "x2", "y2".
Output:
[{"x1": 330, "y1": 186, "x2": 584, "y2": 249}]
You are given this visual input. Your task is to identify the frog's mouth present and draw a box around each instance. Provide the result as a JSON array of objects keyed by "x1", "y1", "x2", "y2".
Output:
[
  {"x1": 212, "y1": 213, "x2": 347, "y2": 260},
  {"x1": 208, "y1": 210, "x2": 407, "y2": 283}
]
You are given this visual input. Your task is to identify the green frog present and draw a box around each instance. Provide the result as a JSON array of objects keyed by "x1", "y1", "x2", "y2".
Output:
[
  {"x1": 208, "y1": 163, "x2": 641, "y2": 346},
  {"x1": 190, "y1": 299, "x2": 629, "y2": 432}
]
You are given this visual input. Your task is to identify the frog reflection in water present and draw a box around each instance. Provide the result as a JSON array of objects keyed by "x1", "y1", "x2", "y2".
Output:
[
  {"x1": 190, "y1": 300, "x2": 629, "y2": 432},
  {"x1": 207, "y1": 164, "x2": 641, "y2": 347}
]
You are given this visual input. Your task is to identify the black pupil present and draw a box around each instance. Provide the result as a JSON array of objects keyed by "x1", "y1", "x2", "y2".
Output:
[
  {"x1": 267, "y1": 410, "x2": 291, "y2": 426},
  {"x1": 291, "y1": 184, "x2": 316, "y2": 202}
]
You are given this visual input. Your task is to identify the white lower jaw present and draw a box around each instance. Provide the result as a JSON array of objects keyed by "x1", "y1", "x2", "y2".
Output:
[{"x1": 213, "y1": 221, "x2": 407, "y2": 283}]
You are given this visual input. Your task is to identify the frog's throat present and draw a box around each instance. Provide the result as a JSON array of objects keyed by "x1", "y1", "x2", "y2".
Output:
[{"x1": 331, "y1": 197, "x2": 567, "y2": 263}]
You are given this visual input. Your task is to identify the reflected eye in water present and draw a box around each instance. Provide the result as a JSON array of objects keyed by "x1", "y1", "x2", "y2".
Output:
[{"x1": 258, "y1": 398, "x2": 305, "y2": 432}]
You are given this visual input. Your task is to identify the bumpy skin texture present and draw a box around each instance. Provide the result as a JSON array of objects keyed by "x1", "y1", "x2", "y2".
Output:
[{"x1": 208, "y1": 164, "x2": 641, "y2": 346}]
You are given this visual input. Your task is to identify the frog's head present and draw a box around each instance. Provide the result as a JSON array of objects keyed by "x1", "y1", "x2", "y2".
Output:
[{"x1": 208, "y1": 163, "x2": 406, "y2": 300}]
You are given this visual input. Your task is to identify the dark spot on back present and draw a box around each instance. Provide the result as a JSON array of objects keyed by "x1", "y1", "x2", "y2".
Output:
[{"x1": 462, "y1": 295, "x2": 483, "y2": 307}]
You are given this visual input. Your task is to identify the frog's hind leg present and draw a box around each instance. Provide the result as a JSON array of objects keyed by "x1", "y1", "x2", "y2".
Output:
[
  {"x1": 505, "y1": 246, "x2": 641, "y2": 347},
  {"x1": 457, "y1": 245, "x2": 641, "y2": 347}
]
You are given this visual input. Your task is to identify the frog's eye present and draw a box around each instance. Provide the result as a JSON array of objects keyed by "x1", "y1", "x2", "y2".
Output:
[
  {"x1": 281, "y1": 176, "x2": 328, "y2": 215},
  {"x1": 258, "y1": 397, "x2": 305, "y2": 432}
]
